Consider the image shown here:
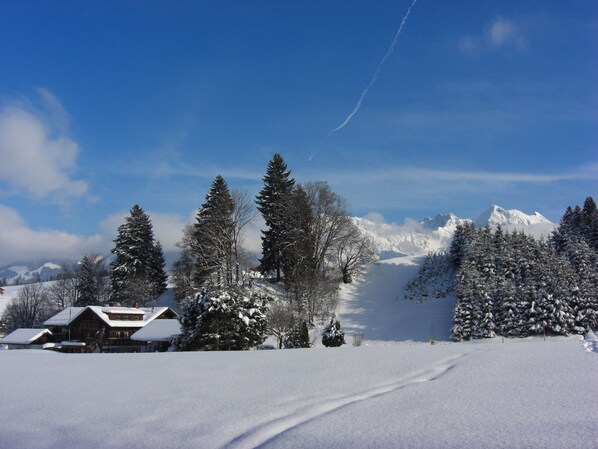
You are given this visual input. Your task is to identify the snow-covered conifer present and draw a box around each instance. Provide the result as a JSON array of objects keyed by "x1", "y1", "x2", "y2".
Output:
[
  {"x1": 256, "y1": 154, "x2": 295, "y2": 281},
  {"x1": 110, "y1": 205, "x2": 166, "y2": 306},
  {"x1": 321, "y1": 318, "x2": 345, "y2": 347},
  {"x1": 76, "y1": 254, "x2": 110, "y2": 306},
  {"x1": 286, "y1": 320, "x2": 311, "y2": 348},
  {"x1": 193, "y1": 175, "x2": 235, "y2": 287},
  {"x1": 174, "y1": 287, "x2": 269, "y2": 351}
]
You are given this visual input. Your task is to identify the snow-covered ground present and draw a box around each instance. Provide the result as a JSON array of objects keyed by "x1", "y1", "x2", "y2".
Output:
[
  {"x1": 337, "y1": 256, "x2": 456, "y2": 343},
  {"x1": 0, "y1": 338, "x2": 596, "y2": 449},
  {"x1": 1, "y1": 255, "x2": 597, "y2": 449}
]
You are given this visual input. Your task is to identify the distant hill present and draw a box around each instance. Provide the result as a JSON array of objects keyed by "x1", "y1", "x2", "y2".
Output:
[{"x1": 0, "y1": 262, "x2": 64, "y2": 284}]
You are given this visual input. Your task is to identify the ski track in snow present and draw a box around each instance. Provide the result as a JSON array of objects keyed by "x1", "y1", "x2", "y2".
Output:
[{"x1": 223, "y1": 353, "x2": 467, "y2": 449}]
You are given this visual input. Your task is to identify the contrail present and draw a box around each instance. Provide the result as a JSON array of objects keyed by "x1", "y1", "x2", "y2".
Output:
[{"x1": 330, "y1": 0, "x2": 418, "y2": 134}]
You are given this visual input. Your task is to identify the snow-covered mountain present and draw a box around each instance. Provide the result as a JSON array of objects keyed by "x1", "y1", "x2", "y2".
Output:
[
  {"x1": 474, "y1": 205, "x2": 555, "y2": 239},
  {"x1": 354, "y1": 213, "x2": 469, "y2": 259},
  {"x1": 356, "y1": 205, "x2": 555, "y2": 259},
  {"x1": 0, "y1": 262, "x2": 64, "y2": 284}
]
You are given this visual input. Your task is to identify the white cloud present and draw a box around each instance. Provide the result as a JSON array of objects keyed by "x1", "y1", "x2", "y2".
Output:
[
  {"x1": 35, "y1": 87, "x2": 71, "y2": 132},
  {"x1": 488, "y1": 17, "x2": 527, "y2": 50},
  {"x1": 460, "y1": 17, "x2": 527, "y2": 54},
  {"x1": 0, "y1": 90, "x2": 88, "y2": 201},
  {"x1": 489, "y1": 18, "x2": 516, "y2": 46},
  {"x1": 0, "y1": 204, "x2": 105, "y2": 266},
  {"x1": 458, "y1": 36, "x2": 479, "y2": 54},
  {"x1": 0, "y1": 205, "x2": 195, "y2": 266},
  {"x1": 242, "y1": 214, "x2": 265, "y2": 255},
  {"x1": 363, "y1": 212, "x2": 386, "y2": 224}
]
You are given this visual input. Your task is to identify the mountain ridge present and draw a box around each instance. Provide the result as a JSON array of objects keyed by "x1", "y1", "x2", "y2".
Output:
[{"x1": 356, "y1": 205, "x2": 555, "y2": 260}]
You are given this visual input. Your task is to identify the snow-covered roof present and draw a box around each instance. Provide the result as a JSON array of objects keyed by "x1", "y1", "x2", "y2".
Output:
[
  {"x1": 43, "y1": 307, "x2": 86, "y2": 326},
  {"x1": 130, "y1": 319, "x2": 181, "y2": 342},
  {"x1": 44, "y1": 306, "x2": 175, "y2": 329},
  {"x1": 0, "y1": 328, "x2": 52, "y2": 345},
  {"x1": 87, "y1": 306, "x2": 172, "y2": 328},
  {"x1": 100, "y1": 307, "x2": 145, "y2": 315}
]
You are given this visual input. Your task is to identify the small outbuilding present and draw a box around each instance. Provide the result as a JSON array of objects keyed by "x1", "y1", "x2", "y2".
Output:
[
  {"x1": 0, "y1": 328, "x2": 54, "y2": 350},
  {"x1": 131, "y1": 319, "x2": 181, "y2": 352}
]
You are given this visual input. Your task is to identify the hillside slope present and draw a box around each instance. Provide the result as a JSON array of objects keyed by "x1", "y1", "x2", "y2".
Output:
[{"x1": 337, "y1": 256, "x2": 456, "y2": 343}]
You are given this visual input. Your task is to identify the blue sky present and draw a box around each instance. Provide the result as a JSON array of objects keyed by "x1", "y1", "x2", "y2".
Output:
[{"x1": 0, "y1": 0, "x2": 596, "y2": 264}]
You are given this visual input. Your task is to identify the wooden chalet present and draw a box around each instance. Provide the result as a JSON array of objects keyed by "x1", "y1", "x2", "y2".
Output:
[{"x1": 44, "y1": 305, "x2": 177, "y2": 353}]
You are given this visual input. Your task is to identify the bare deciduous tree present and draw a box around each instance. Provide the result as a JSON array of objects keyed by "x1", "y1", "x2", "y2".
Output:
[
  {"x1": 231, "y1": 188, "x2": 257, "y2": 285},
  {"x1": 172, "y1": 224, "x2": 197, "y2": 301},
  {"x1": 1, "y1": 283, "x2": 55, "y2": 333},
  {"x1": 286, "y1": 181, "x2": 358, "y2": 322},
  {"x1": 303, "y1": 181, "x2": 351, "y2": 275},
  {"x1": 47, "y1": 263, "x2": 78, "y2": 309},
  {"x1": 336, "y1": 221, "x2": 376, "y2": 283},
  {"x1": 267, "y1": 301, "x2": 295, "y2": 349}
]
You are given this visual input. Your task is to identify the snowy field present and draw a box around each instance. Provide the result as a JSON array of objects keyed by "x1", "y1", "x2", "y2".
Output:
[{"x1": 1, "y1": 338, "x2": 597, "y2": 449}]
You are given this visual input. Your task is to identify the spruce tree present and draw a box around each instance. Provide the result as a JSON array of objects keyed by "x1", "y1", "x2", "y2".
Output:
[
  {"x1": 590, "y1": 212, "x2": 598, "y2": 251},
  {"x1": 75, "y1": 254, "x2": 109, "y2": 306},
  {"x1": 282, "y1": 186, "x2": 316, "y2": 304},
  {"x1": 110, "y1": 205, "x2": 166, "y2": 306},
  {"x1": 287, "y1": 320, "x2": 311, "y2": 348},
  {"x1": 449, "y1": 222, "x2": 475, "y2": 268},
  {"x1": 150, "y1": 241, "x2": 168, "y2": 299},
  {"x1": 496, "y1": 277, "x2": 519, "y2": 337},
  {"x1": 582, "y1": 196, "x2": 596, "y2": 229},
  {"x1": 561, "y1": 236, "x2": 598, "y2": 331},
  {"x1": 193, "y1": 175, "x2": 235, "y2": 287},
  {"x1": 582, "y1": 196, "x2": 598, "y2": 250},
  {"x1": 256, "y1": 154, "x2": 295, "y2": 281},
  {"x1": 172, "y1": 224, "x2": 198, "y2": 301}
]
